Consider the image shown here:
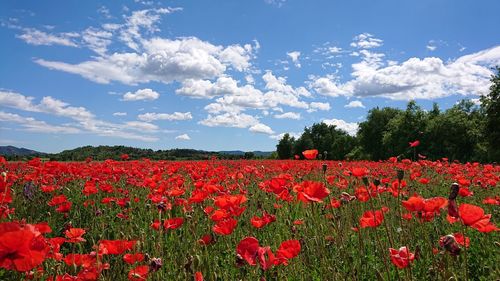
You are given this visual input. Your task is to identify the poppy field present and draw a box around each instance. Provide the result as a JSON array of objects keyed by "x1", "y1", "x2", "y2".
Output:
[{"x1": 0, "y1": 156, "x2": 499, "y2": 280}]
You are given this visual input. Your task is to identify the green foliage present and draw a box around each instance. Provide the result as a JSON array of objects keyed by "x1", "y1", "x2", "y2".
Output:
[
  {"x1": 276, "y1": 133, "x2": 295, "y2": 159},
  {"x1": 481, "y1": 66, "x2": 500, "y2": 162}
]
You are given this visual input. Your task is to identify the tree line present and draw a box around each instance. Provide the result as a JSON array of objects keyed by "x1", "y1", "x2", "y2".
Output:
[{"x1": 276, "y1": 67, "x2": 500, "y2": 163}]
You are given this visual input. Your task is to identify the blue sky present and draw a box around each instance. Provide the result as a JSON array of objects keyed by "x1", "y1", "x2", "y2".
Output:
[{"x1": 1, "y1": 0, "x2": 499, "y2": 153}]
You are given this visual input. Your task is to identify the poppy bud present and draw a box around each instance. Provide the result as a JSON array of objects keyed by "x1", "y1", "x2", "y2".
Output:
[
  {"x1": 449, "y1": 183, "x2": 459, "y2": 200},
  {"x1": 439, "y1": 235, "x2": 461, "y2": 256},
  {"x1": 322, "y1": 163, "x2": 327, "y2": 174},
  {"x1": 397, "y1": 170, "x2": 405, "y2": 181},
  {"x1": 323, "y1": 151, "x2": 328, "y2": 160},
  {"x1": 235, "y1": 254, "x2": 245, "y2": 267},
  {"x1": 362, "y1": 177, "x2": 369, "y2": 186},
  {"x1": 157, "y1": 202, "x2": 167, "y2": 212},
  {"x1": 149, "y1": 257, "x2": 162, "y2": 272}
]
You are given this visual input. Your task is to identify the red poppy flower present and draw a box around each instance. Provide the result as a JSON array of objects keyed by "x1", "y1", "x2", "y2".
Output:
[
  {"x1": 128, "y1": 265, "x2": 149, "y2": 281},
  {"x1": 275, "y1": 240, "x2": 301, "y2": 265},
  {"x1": 236, "y1": 237, "x2": 260, "y2": 266},
  {"x1": 63, "y1": 253, "x2": 96, "y2": 268},
  {"x1": 351, "y1": 167, "x2": 369, "y2": 177},
  {"x1": 458, "y1": 203, "x2": 498, "y2": 232},
  {"x1": 302, "y1": 149, "x2": 318, "y2": 160},
  {"x1": 198, "y1": 234, "x2": 214, "y2": 246},
  {"x1": 82, "y1": 181, "x2": 98, "y2": 196},
  {"x1": 195, "y1": 271, "x2": 203, "y2": 281},
  {"x1": 458, "y1": 187, "x2": 473, "y2": 197},
  {"x1": 64, "y1": 228, "x2": 86, "y2": 243},
  {"x1": 453, "y1": 233, "x2": 470, "y2": 248},
  {"x1": 123, "y1": 253, "x2": 145, "y2": 265},
  {"x1": 296, "y1": 181, "x2": 330, "y2": 203},
  {"x1": 98, "y1": 240, "x2": 137, "y2": 255},
  {"x1": 360, "y1": 209, "x2": 384, "y2": 228},
  {"x1": 250, "y1": 212, "x2": 276, "y2": 229},
  {"x1": 0, "y1": 222, "x2": 49, "y2": 272},
  {"x1": 212, "y1": 218, "x2": 238, "y2": 235},
  {"x1": 163, "y1": 218, "x2": 184, "y2": 230},
  {"x1": 389, "y1": 246, "x2": 415, "y2": 268},
  {"x1": 409, "y1": 140, "x2": 420, "y2": 147}
]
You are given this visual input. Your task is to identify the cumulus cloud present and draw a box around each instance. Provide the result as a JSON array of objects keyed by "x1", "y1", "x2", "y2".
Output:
[
  {"x1": 0, "y1": 91, "x2": 158, "y2": 141},
  {"x1": 287, "y1": 51, "x2": 301, "y2": 68},
  {"x1": 181, "y1": 72, "x2": 311, "y2": 118},
  {"x1": 137, "y1": 112, "x2": 192, "y2": 122},
  {"x1": 345, "y1": 100, "x2": 365, "y2": 108},
  {"x1": 175, "y1": 133, "x2": 191, "y2": 140},
  {"x1": 249, "y1": 123, "x2": 274, "y2": 134},
  {"x1": 350, "y1": 33, "x2": 383, "y2": 49},
  {"x1": 311, "y1": 45, "x2": 500, "y2": 100},
  {"x1": 274, "y1": 112, "x2": 301, "y2": 120},
  {"x1": 323, "y1": 118, "x2": 359, "y2": 136},
  {"x1": 123, "y1": 88, "x2": 160, "y2": 101},
  {"x1": 309, "y1": 102, "x2": 331, "y2": 111},
  {"x1": 0, "y1": 91, "x2": 94, "y2": 121},
  {"x1": 199, "y1": 112, "x2": 259, "y2": 128}
]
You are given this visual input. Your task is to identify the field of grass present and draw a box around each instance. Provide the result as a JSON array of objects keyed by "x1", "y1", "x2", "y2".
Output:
[{"x1": 0, "y1": 157, "x2": 498, "y2": 280}]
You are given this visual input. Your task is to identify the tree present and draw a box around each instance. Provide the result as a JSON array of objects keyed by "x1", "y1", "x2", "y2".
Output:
[
  {"x1": 357, "y1": 107, "x2": 401, "y2": 160},
  {"x1": 244, "y1": 152, "x2": 255, "y2": 159},
  {"x1": 293, "y1": 128, "x2": 314, "y2": 157},
  {"x1": 276, "y1": 133, "x2": 295, "y2": 159},
  {"x1": 481, "y1": 66, "x2": 500, "y2": 162},
  {"x1": 382, "y1": 101, "x2": 426, "y2": 158}
]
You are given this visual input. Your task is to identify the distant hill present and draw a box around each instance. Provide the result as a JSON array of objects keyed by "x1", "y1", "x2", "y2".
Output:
[
  {"x1": 0, "y1": 146, "x2": 45, "y2": 156},
  {"x1": 0, "y1": 145, "x2": 273, "y2": 161},
  {"x1": 219, "y1": 150, "x2": 273, "y2": 157}
]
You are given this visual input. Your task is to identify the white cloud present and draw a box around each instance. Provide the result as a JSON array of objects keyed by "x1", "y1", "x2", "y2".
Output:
[
  {"x1": 323, "y1": 118, "x2": 359, "y2": 136},
  {"x1": 311, "y1": 45, "x2": 500, "y2": 100},
  {"x1": 264, "y1": 0, "x2": 287, "y2": 7},
  {"x1": 249, "y1": 123, "x2": 274, "y2": 134},
  {"x1": 175, "y1": 133, "x2": 191, "y2": 140},
  {"x1": 345, "y1": 100, "x2": 365, "y2": 108},
  {"x1": 82, "y1": 27, "x2": 113, "y2": 55},
  {"x1": 310, "y1": 75, "x2": 349, "y2": 97},
  {"x1": 350, "y1": 33, "x2": 383, "y2": 49},
  {"x1": 113, "y1": 112, "x2": 127, "y2": 116},
  {"x1": 36, "y1": 36, "x2": 255, "y2": 85},
  {"x1": 0, "y1": 91, "x2": 158, "y2": 142},
  {"x1": 309, "y1": 102, "x2": 331, "y2": 111},
  {"x1": 274, "y1": 112, "x2": 301, "y2": 120},
  {"x1": 287, "y1": 51, "x2": 301, "y2": 68},
  {"x1": 426, "y1": 45, "x2": 437, "y2": 51},
  {"x1": 0, "y1": 111, "x2": 81, "y2": 134},
  {"x1": 328, "y1": 46, "x2": 343, "y2": 54},
  {"x1": 123, "y1": 88, "x2": 160, "y2": 101},
  {"x1": 137, "y1": 112, "x2": 192, "y2": 122},
  {"x1": 199, "y1": 112, "x2": 259, "y2": 128},
  {"x1": 0, "y1": 91, "x2": 94, "y2": 121},
  {"x1": 181, "y1": 72, "x2": 311, "y2": 116},
  {"x1": 125, "y1": 121, "x2": 159, "y2": 131},
  {"x1": 16, "y1": 28, "x2": 79, "y2": 47},
  {"x1": 269, "y1": 132, "x2": 301, "y2": 140}
]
